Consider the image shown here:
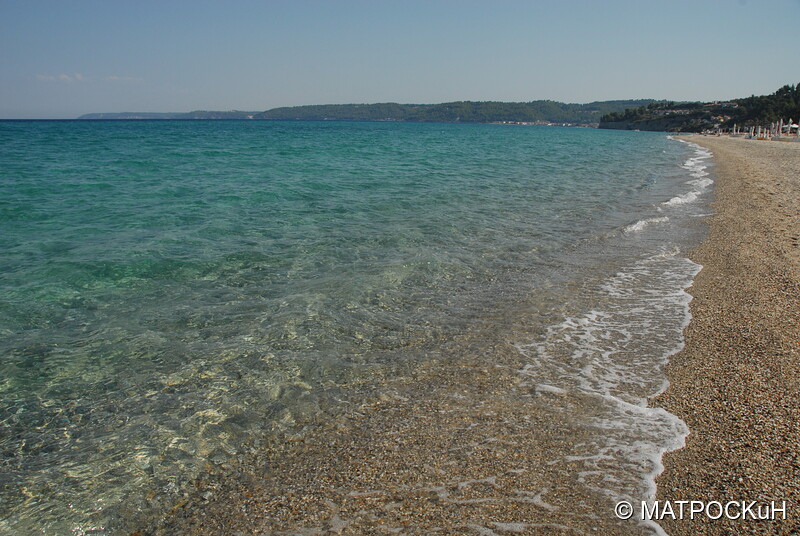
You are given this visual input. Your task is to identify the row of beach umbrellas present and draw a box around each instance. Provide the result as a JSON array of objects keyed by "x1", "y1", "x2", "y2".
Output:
[{"x1": 728, "y1": 119, "x2": 799, "y2": 137}]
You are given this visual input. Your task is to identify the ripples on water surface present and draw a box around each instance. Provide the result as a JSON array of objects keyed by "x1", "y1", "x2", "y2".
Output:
[{"x1": 0, "y1": 121, "x2": 712, "y2": 534}]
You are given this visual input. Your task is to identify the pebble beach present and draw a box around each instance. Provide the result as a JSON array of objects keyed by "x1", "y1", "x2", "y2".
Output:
[{"x1": 654, "y1": 136, "x2": 800, "y2": 535}]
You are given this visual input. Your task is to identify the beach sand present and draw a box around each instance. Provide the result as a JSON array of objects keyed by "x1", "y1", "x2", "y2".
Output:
[
  {"x1": 654, "y1": 136, "x2": 800, "y2": 535},
  {"x1": 150, "y1": 135, "x2": 799, "y2": 536}
]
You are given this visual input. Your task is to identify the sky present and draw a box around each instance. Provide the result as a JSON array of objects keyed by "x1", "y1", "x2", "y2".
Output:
[{"x1": 1, "y1": 0, "x2": 799, "y2": 119}]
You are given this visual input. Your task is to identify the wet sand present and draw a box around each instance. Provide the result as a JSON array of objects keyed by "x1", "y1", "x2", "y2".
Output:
[{"x1": 654, "y1": 136, "x2": 800, "y2": 535}]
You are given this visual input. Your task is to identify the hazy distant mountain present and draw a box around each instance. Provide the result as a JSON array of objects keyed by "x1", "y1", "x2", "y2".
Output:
[
  {"x1": 77, "y1": 111, "x2": 257, "y2": 120},
  {"x1": 254, "y1": 100, "x2": 656, "y2": 124},
  {"x1": 78, "y1": 100, "x2": 656, "y2": 124},
  {"x1": 76, "y1": 86, "x2": 800, "y2": 130}
]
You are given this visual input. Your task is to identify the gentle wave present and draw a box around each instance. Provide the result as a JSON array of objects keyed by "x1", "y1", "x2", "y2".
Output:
[
  {"x1": 624, "y1": 216, "x2": 670, "y2": 233},
  {"x1": 516, "y1": 248, "x2": 702, "y2": 534},
  {"x1": 664, "y1": 141, "x2": 713, "y2": 207}
]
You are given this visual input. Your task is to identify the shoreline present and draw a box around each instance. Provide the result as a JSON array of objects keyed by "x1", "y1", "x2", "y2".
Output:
[
  {"x1": 6, "y1": 124, "x2": 717, "y2": 536},
  {"x1": 654, "y1": 136, "x2": 800, "y2": 534},
  {"x1": 125, "y1": 134, "x2": 798, "y2": 535},
  {"x1": 144, "y1": 134, "x2": 713, "y2": 536}
]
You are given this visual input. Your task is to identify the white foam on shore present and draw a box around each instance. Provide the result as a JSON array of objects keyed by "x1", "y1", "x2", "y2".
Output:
[
  {"x1": 513, "y1": 137, "x2": 713, "y2": 534},
  {"x1": 517, "y1": 249, "x2": 699, "y2": 406},
  {"x1": 624, "y1": 216, "x2": 670, "y2": 234},
  {"x1": 515, "y1": 247, "x2": 701, "y2": 534},
  {"x1": 664, "y1": 141, "x2": 713, "y2": 207},
  {"x1": 663, "y1": 190, "x2": 699, "y2": 206},
  {"x1": 688, "y1": 176, "x2": 713, "y2": 189}
]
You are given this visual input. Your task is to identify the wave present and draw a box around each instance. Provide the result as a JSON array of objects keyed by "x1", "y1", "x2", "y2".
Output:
[
  {"x1": 624, "y1": 216, "x2": 670, "y2": 233},
  {"x1": 664, "y1": 141, "x2": 713, "y2": 207},
  {"x1": 515, "y1": 247, "x2": 701, "y2": 534}
]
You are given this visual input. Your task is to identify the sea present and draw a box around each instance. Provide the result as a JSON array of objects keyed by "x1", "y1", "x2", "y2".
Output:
[{"x1": 0, "y1": 120, "x2": 713, "y2": 535}]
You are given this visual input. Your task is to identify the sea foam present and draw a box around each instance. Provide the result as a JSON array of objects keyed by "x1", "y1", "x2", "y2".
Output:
[
  {"x1": 665, "y1": 141, "x2": 713, "y2": 206},
  {"x1": 516, "y1": 248, "x2": 700, "y2": 534}
]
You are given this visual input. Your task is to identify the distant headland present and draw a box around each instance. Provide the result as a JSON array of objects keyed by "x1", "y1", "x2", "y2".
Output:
[
  {"x1": 77, "y1": 84, "x2": 799, "y2": 133},
  {"x1": 77, "y1": 100, "x2": 655, "y2": 127}
]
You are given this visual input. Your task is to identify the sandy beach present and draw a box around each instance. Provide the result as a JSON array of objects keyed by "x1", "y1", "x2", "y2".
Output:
[{"x1": 654, "y1": 136, "x2": 800, "y2": 535}]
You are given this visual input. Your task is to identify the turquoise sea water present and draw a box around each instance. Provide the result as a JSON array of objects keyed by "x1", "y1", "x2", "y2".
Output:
[{"x1": 0, "y1": 121, "x2": 712, "y2": 535}]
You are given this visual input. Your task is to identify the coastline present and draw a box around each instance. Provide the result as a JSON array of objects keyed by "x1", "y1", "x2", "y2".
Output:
[
  {"x1": 143, "y1": 132, "x2": 717, "y2": 536},
  {"x1": 143, "y1": 133, "x2": 744, "y2": 536},
  {"x1": 31, "y1": 130, "x2": 798, "y2": 535},
  {"x1": 6, "y1": 124, "x2": 716, "y2": 535},
  {"x1": 654, "y1": 136, "x2": 800, "y2": 534}
]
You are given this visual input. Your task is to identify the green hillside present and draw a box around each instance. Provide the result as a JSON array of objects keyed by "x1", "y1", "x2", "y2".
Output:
[
  {"x1": 78, "y1": 100, "x2": 654, "y2": 124},
  {"x1": 256, "y1": 100, "x2": 654, "y2": 124},
  {"x1": 599, "y1": 84, "x2": 800, "y2": 132}
]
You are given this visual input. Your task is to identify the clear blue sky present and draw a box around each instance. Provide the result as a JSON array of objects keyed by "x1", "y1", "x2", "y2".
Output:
[{"x1": 1, "y1": 0, "x2": 798, "y2": 118}]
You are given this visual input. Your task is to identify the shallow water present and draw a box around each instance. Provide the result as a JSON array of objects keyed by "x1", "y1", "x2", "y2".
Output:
[{"x1": 0, "y1": 121, "x2": 711, "y2": 534}]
